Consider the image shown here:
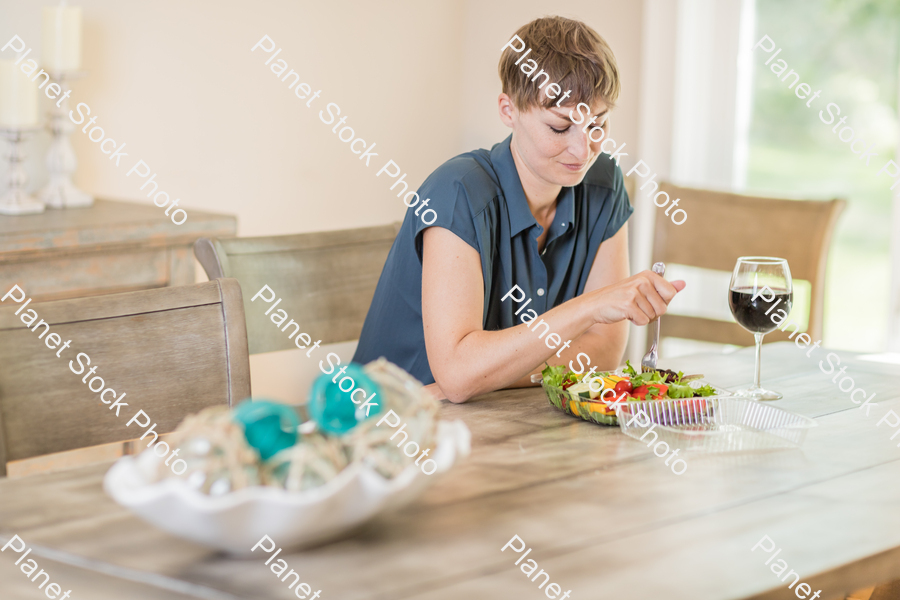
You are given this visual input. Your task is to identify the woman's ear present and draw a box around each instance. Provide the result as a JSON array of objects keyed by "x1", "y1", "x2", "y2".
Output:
[{"x1": 498, "y1": 93, "x2": 516, "y2": 128}]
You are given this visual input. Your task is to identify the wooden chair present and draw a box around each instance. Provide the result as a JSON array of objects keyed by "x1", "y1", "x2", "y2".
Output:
[
  {"x1": 194, "y1": 223, "x2": 401, "y2": 355},
  {"x1": 649, "y1": 182, "x2": 845, "y2": 347},
  {"x1": 0, "y1": 278, "x2": 250, "y2": 476}
]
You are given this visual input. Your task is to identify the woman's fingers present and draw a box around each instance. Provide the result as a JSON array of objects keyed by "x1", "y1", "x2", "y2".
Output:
[
  {"x1": 645, "y1": 293, "x2": 668, "y2": 319},
  {"x1": 631, "y1": 288, "x2": 657, "y2": 325},
  {"x1": 648, "y1": 272, "x2": 682, "y2": 302},
  {"x1": 628, "y1": 272, "x2": 684, "y2": 323},
  {"x1": 639, "y1": 278, "x2": 668, "y2": 317},
  {"x1": 593, "y1": 272, "x2": 686, "y2": 326}
]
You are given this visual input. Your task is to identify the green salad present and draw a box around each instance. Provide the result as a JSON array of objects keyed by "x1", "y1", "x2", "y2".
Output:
[{"x1": 541, "y1": 360, "x2": 718, "y2": 401}]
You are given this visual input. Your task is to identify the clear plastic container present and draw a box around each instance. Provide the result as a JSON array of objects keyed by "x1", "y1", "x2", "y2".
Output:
[{"x1": 616, "y1": 397, "x2": 817, "y2": 452}]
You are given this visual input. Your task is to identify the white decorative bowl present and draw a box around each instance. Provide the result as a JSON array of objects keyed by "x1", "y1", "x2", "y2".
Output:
[{"x1": 103, "y1": 420, "x2": 471, "y2": 555}]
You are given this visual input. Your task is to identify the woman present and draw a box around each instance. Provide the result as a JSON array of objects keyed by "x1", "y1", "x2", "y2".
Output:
[{"x1": 353, "y1": 16, "x2": 685, "y2": 403}]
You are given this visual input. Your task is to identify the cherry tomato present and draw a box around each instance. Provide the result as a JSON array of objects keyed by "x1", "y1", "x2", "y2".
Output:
[{"x1": 614, "y1": 380, "x2": 633, "y2": 395}]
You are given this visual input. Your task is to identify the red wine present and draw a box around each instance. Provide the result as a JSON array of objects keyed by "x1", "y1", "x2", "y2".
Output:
[{"x1": 729, "y1": 287, "x2": 792, "y2": 333}]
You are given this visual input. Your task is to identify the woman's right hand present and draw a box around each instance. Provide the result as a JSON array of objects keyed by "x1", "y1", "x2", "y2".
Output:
[{"x1": 586, "y1": 271, "x2": 686, "y2": 326}]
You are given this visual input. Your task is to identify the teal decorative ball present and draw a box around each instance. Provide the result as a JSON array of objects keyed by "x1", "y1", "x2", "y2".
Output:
[
  {"x1": 309, "y1": 363, "x2": 382, "y2": 435},
  {"x1": 232, "y1": 400, "x2": 300, "y2": 460}
]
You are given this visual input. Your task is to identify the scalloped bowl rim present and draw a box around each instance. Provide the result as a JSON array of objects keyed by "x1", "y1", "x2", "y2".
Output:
[{"x1": 105, "y1": 420, "x2": 470, "y2": 508}]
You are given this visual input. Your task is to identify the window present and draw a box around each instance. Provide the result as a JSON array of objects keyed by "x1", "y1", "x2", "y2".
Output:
[{"x1": 743, "y1": 0, "x2": 900, "y2": 351}]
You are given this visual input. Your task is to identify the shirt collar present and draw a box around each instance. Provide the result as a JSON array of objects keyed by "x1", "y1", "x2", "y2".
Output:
[
  {"x1": 492, "y1": 136, "x2": 537, "y2": 237},
  {"x1": 491, "y1": 135, "x2": 576, "y2": 239}
]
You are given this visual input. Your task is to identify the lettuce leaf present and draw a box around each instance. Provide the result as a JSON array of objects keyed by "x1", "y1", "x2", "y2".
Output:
[
  {"x1": 629, "y1": 369, "x2": 668, "y2": 388},
  {"x1": 542, "y1": 363, "x2": 569, "y2": 388},
  {"x1": 693, "y1": 384, "x2": 718, "y2": 397},
  {"x1": 667, "y1": 383, "x2": 695, "y2": 398}
]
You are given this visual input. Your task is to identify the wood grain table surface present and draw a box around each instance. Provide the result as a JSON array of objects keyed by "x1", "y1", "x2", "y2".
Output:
[{"x1": 2, "y1": 342, "x2": 900, "y2": 600}]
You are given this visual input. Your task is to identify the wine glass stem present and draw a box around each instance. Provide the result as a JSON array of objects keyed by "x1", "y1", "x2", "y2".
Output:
[{"x1": 753, "y1": 332, "x2": 764, "y2": 389}]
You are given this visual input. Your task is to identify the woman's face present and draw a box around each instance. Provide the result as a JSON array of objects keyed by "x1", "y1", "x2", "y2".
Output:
[{"x1": 502, "y1": 97, "x2": 610, "y2": 189}]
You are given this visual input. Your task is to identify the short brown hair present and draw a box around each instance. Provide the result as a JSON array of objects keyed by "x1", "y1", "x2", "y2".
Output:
[{"x1": 499, "y1": 16, "x2": 620, "y2": 110}]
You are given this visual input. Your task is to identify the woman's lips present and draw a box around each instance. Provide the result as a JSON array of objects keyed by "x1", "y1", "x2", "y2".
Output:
[{"x1": 561, "y1": 162, "x2": 587, "y2": 171}]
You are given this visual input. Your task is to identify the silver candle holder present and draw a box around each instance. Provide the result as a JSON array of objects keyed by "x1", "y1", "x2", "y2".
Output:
[
  {"x1": 39, "y1": 71, "x2": 93, "y2": 209},
  {"x1": 0, "y1": 126, "x2": 44, "y2": 215}
]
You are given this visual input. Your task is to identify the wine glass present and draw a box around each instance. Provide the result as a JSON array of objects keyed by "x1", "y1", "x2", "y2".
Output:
[{"x1": 728, "y1": 257, "x2": 793, "y2": 401}]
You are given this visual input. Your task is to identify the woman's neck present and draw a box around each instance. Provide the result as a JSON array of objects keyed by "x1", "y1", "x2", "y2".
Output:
[{"x1": 509, "y1": 140, "x2": 561, "y2": 222}]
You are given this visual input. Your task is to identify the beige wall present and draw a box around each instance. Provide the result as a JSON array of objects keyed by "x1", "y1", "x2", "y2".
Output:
[
  {"x1": 1, "y1": 0, "x2": 643, "y2": 237},
  {"x1": 2, "y1": 0, "x2": 465, "y2": 235}
]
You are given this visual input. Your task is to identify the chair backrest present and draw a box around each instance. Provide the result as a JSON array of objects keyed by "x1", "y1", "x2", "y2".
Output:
[
  {"x1": 650, "y1": 182, "x2": 845, "y2": 347},
  {"x1": 0, "y1": 278, "x2": 250, "y2": 476},
  {"x1": 194, "y1": 223, "x2": 401, "y2": 355}
]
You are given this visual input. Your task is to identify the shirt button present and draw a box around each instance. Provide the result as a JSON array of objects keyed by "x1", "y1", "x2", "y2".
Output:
[
  {"x1": 562, "y1": 223, "x2": 567, "y2": 228},
  {"x1": 537, "y1": 288, "x2": 545, "y2": 296}
]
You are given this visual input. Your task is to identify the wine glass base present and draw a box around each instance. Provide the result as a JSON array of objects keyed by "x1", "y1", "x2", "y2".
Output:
[{"x1": 732, "y1": 387, "x2": 783, "y2": 401}]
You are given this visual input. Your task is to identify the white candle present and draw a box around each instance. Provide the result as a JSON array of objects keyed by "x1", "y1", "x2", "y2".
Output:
[
  {"x1": 42, "y1": 6, "x2": 82, "y2": 73},
  {"x1": 0, "y1": 60, "x2": 39, "y2": 128}
]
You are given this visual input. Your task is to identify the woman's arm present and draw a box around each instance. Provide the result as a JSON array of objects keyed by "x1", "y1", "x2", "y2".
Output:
[
  {"x1": 503, "y1": 224, "x2": 632, "y2": 388},
  {"x1": 421, "y1": 226, "x2": 684, "y2": 403}
]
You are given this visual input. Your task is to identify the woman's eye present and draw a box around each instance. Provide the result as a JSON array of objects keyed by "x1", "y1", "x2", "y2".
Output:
[{"x1": 550, "y1": 125, "x2": 570, "y2": 134}]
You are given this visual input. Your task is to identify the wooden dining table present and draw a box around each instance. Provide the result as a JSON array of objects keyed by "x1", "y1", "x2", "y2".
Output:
[{"x1": 2, "y1": 342, "x2": 900, "y2": 600}]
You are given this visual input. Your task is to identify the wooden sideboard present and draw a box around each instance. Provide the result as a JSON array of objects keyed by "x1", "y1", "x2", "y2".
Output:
[{"x1": 0, "y1": 199, "x2": 236, "y2": 302}]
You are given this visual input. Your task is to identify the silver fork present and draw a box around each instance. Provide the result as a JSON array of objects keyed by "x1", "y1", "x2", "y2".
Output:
[{"x1": 641, "y1": 262, "x2": 667, "y2": 372}]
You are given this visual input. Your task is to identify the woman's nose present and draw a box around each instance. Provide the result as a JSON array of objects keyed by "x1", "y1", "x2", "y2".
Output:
[{"x1": 569, "y1": 128, "x2": 591, "y2": 160}]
